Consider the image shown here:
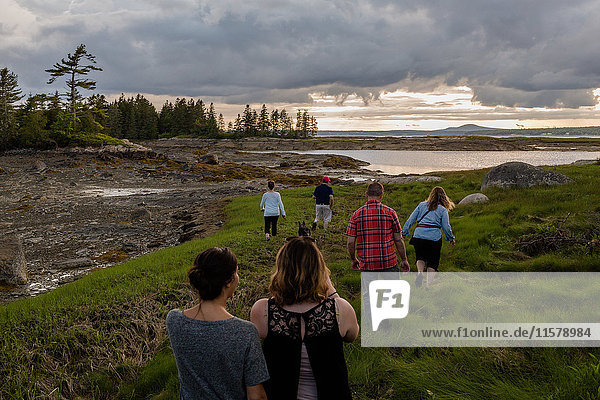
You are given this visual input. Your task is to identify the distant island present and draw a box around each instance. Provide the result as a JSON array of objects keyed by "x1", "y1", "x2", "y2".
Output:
[{"x1": 318, "y1": 124, "x2": 600, "y2": 137}]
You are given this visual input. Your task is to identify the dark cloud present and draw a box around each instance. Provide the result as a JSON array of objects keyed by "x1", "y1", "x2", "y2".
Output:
[{"x1": 2, "y1": 0, "x2": 600, "y2": 110}]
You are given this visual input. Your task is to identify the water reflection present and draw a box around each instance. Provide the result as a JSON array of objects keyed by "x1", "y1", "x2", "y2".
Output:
[{"x1": 295, "y1": 150, "x2": 600, "y2": 175}]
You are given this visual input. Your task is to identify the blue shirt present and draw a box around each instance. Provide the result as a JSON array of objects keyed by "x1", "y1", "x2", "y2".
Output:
[
  {"x1": 260, "y1": 191, "x2": 286, "y2": 217},
  {"x1": 313, "y1": 184, "x2": 333, "y2": 205},
  {"x1": 402, "y1": 201, "x2": 455, "y2": 242}
]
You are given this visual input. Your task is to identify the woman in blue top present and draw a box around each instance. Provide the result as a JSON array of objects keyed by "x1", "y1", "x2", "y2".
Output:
[
  {"x1": 402, "y1": 186, "x2": 455, "y2": 286},
  {"x1": 260, "y1": 181, "x2": 286, "y2": 241}
]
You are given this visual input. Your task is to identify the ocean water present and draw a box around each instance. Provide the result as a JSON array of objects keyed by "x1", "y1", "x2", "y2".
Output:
[{"x1": 294, "y1": 150, "x2": 600, "y2": 175}]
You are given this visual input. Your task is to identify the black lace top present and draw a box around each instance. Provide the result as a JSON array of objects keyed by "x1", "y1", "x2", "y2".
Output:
[{"x1": 263, "y1": 298, "x2": 352, "y2": 400}]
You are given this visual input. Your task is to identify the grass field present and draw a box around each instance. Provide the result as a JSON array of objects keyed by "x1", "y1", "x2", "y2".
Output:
[{"x1": 1, "y1": 163, "x2": 600, "y2": 399}]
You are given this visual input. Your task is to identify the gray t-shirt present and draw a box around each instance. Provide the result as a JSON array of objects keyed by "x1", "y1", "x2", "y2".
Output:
[{"x1": 166, "y1": 309, "x2": 269, "y2": 400}]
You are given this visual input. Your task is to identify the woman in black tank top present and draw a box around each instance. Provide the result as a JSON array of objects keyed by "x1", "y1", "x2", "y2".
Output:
[{"x1": 251, "y1": 237, "x2": 359, "y2": 400}]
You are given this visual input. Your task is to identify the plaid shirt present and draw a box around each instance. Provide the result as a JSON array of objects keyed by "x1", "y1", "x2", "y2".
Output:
[{"x1": 346, "y1": 200, "x2": 402, "y2": 271}]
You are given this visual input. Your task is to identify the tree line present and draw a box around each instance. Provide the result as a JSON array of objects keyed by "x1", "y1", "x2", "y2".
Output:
[{"x1": 0, "y1": 44, "x2": 318, "y2": 151}]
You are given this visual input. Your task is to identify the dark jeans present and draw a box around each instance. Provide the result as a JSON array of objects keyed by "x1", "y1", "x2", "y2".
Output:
[{"x1": 264, "y1": 216, "x2": 279, "y2": 235}]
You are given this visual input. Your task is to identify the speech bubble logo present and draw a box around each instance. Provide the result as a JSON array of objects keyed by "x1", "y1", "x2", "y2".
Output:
[{"x1": 369, "y1": 279, "x2": 411, "y2": 331}]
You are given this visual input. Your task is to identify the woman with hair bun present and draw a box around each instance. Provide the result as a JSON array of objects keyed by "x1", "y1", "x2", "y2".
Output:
[
  {"x1": 250, "y1": 237, "x2": 359, "y2": 400},
  {"x1": 402, "y1": 186, "x2": 456, "y2": 287},
  {"x1": 167, "y1": 247, "x2": 269, "y2": 400}
]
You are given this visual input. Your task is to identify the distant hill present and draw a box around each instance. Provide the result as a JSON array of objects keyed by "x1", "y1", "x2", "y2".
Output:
[
  {"x1": 437, "y1": 124, "x2": 496, "y2": 133},
  {"x1": 318, "y1": 125, "x2": 600, "y2": 137}
]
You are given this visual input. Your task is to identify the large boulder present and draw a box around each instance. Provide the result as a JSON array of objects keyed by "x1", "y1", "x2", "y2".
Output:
[
  {"x1": 458, "y1": 193, "x2": 489, "y2": 206},
  {"x1": 481, "y1": 162, "x2": 573, "y2": 190},
  {"x1": 0, "y1": 236, "x2": 28, "y2": 285}
]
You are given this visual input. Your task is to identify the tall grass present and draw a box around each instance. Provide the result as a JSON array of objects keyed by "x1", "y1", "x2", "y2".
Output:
[{"x1": 1, "y1": 163, "x2": 599, "y2": 399}]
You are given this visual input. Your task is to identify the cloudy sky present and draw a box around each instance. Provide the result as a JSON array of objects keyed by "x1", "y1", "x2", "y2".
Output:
[{"x1": 2, "y1": 0, "x2": 600, "y2": 130}]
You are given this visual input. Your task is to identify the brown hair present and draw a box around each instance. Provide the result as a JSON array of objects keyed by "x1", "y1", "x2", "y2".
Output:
[
  {"x1": 269, "y1": 237, "x2": 330, "y2": 305},
  {"x1": 427, "y1": 186, "x2": 455, "y2": 211},
  {"x1": 267, "y1": 181, "x2": 275, "y2": 190},
  {"x1": 188, "y1": 247, "x2": 238, "y2": 301},
  {"x1": 366, "y1": 181, "x2": 383, "y2": 197}
]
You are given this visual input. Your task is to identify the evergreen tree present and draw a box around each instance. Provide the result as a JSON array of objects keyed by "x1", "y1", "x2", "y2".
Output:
[
  {"x1": 218, "y1": 113, "x2": 225, "y2": 132},
  {"x1": 106, "y1": 101, "x2": 122, "y2": 138},
  {"x1": 45, "y1": 91, "x2": 62, "y2": 130},
  {"x1": 158, "y1": 100, "x2": 174, "y2": 136},
  {"x1": 242, "y1": 104, "x2": 256, "y2": 135},
  {"x1": 279, "y1": 109, "x2": 291, "y2": 136},
  {"x1": 80, "y1": 94, "x2": 108, "y2": 134},
  {"x1": 0, "y1": 67, "x2": 24, "y2": 137},
  {"x1": 133, "y1": 94, "x2": 158, "y2": 139},
  {"x1": 16, "y1": 94, "x2": 50, "y2": 148},
  {"x1": 258, "y1": 104, "x2": 270, "y2": 136},
  {"x1": 310, "y1": 116, "x2": 318, "y2": 136},
  {"x1": 270, "y1": 109, "x2": 280, "y2": 135},
  {"x1": 207, "y1": 103, "x2": 219, "y2": 136},
  {"x1": 234, "y1": 114, "x2": 242, "y2": 134},
  {"x1": 190, "y1": 99, "x2": 206, "y2": 136},
  {"x1": 45, "y1": 44, "x2": 102, "y2": 134}
]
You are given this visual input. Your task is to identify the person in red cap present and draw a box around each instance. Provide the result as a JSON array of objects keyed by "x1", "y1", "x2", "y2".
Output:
[{"x1": 311, "y1": 176, "x2": 334, "y2": 230}]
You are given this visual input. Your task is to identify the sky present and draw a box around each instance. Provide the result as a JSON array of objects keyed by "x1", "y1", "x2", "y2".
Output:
[{"x1": 1, "y1": 0, "x2": 600, "y2": 130}]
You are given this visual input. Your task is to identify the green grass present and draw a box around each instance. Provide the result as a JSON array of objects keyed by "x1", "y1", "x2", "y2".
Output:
[{"x1": 1, "y1": 164, "x2": 600, "y2": 398}]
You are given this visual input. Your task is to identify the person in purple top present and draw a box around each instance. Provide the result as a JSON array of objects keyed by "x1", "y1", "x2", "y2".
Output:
[{"x1": 312, "y1": 176, "x2": 334, "y2": 231}]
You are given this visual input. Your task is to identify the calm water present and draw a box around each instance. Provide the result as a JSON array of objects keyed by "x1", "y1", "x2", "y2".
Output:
[{"x1": 296, "y1": 150, "x2": 600, "y2": 175}]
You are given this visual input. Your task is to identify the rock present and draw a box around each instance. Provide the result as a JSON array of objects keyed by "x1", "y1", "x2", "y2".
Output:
[
  {"x1": 323, "y1": 155, "x2": 359, "y2": 169},
  {"x1": 571, "y1": 159, "x2": 598, "y2": 166},
  {"x1": 481, "y1": 162, "x2": 573, "y2": 190},
  {"x1": 0, "y1": 167, "x2": 4, "y2": 174},
  {"x1": 178, "y1": 228, "x2": 206, "y2": 243},
  {"x1": 0, "y1": 236, "x2": 28, "y2": 285},
  {"x1": 31, "y1": 160, "x2": 47, "y2": 173},
  {"x1": 171, "y1": 211, "x2": 193, "y2": 221},
  {"x1": 215, "y1": 220, "x2": 224, "y2": 226},
  {"x1": 131, "y1": 208, "x2": 152, "y2": 220},
  {"x1": 147, "y1": 240, "x2": 163, "y2": 248},
  {"x1": 199, "y1": 153, "x2": 219, "y2": 165},
  {"x1": 59, "y1": 258, "x2": 94, "y2": 269},
  {"x1": 458, "y1": 193, "x2": 489, "y2": 206},
  {"x1": 378, "y1": 176, "x2": 442, "y2": 185},
  {"x1": 121, "y1": 243, "x2": 139, "y2": 252}
]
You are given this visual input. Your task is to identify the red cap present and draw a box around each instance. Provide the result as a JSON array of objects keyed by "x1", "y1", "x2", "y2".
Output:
[{"x1": 322, "y1": 176, "x2": 330, "y2": 182}]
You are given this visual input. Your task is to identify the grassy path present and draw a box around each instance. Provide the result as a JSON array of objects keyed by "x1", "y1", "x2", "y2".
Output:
[{"x1": 2, "y1": 164, "x2": 600, "y2": 399}]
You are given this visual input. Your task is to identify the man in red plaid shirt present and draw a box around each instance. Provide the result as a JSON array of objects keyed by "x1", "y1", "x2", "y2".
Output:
[{"x1": 346, "y1": 182, "x2": 410, "y2": 272}]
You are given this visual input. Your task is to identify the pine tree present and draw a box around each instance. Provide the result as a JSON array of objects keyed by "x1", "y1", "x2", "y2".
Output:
[
  {"x1": 45, "y1": 44, "x2": 102, "y2": 134},
  {"x1": 279, "y1": 109, "x2": 291, "y2": 136},
  {"x1": 270, "y1": 109, "x2": 280, "y2": 135},
  {"x1": 242, "y1": 105, "x2": 254, "y2": 135},
  {"x1": 0, "y1": 67, "x2": 24, "y2": 136},
  {"x1": 234, "y1": 114, "x2": 242, "y2": 133},
  {"x1": 207, "y1": 103, "x2": 218, "y2": 136},
  {"x1": 259, "y1": 104, "x2": 270, "y2": 135},
  {"x1": 218, "y1": 113, "x2": 225, "y2": 132},
  {"x1": 158, "y1": 100, "x2": 174, "y2": 136},
  {"x1": 191, "y1": 100, "x2": 206, "y2": 136},
  {"x1": 310, "y1": 116, "x2": 318, "y2": 136}
]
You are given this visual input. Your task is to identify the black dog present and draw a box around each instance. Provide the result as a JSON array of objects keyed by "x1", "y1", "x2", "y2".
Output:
[{"x1": 297, "y1": 221, "x2": 312, "y2": 237}]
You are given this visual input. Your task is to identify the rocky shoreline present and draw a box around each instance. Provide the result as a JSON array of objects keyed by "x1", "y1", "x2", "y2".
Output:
[
  {"x1": 2, "y1": 136, "x2": 598, "y2": 303},
  {"x1": 0, "y1": 139, "x2": 382, "y2": 302}
]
